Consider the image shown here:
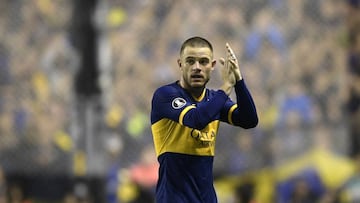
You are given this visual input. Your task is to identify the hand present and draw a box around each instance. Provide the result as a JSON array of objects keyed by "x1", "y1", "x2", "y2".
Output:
[
  {"x1": 218, "y1": 43, "x2": 235, "y2": 95},
  {"x1": 219, "y1": 57, "x2": 236, "y2": 94},
  {"x1": 219, "y1": 69, "x2": 235, "y2": 95},
  {"x1": 219, "y1": 43, "x2": 242, "y2": 81}
]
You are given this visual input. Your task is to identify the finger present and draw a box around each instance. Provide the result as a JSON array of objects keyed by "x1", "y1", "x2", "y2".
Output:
[
  {"x1": 219, "y1": 58, "x2": 225, "y2": 65},
  {"x1": 226, "y1": 43, "x2": 234, "y2": 54},
  {"x1": 226, "y1": 43, "x2": 237, "y2": 61},
  {"x1": 225, "y1": 43, "x2": 231, "y2": 57},
  {"x1": 220, "y1": 57, "x2": 231, "y2": 71},
  {"x1": 228, "y1": 59, "x2": 238, "y2": 70}
]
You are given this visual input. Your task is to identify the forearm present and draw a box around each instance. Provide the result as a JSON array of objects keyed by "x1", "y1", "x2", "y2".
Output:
[
  {"x1": 220, "y1": 82, "x2": 233, "y2": 95},
  {"x1": 183, "y1": 90, "x2": 228, "y2": 130},
  {"x1": 232, "y1": 79, "x2": 258, "y2": 128}
]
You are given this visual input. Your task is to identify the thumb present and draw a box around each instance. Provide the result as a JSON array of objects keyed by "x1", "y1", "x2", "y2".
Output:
[{"x1": 219, "y1": 58, "x2": 225, "y2": 66}]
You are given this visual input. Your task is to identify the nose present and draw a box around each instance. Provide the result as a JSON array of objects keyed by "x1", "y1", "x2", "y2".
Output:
[{"x1": 192, "y1": 61, "x2": 201, "y2": 71}]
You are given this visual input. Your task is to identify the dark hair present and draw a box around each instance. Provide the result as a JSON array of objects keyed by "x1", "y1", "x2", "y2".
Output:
[{"x1": 180, "y1": 36, "x2": 213, "y2": 56}]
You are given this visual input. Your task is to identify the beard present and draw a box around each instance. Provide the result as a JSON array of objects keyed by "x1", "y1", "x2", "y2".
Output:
[{"x1": 186, "y1": 76, "x2": 209, "y2": 89}]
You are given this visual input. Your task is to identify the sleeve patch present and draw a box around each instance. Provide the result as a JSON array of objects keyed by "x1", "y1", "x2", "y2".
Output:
[{"x1": 172, "y1": 97, "x2": 187, "y2": 109}]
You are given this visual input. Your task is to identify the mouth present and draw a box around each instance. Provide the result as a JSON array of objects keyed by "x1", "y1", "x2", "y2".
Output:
[{"x1": 191, "y1": 74, "x2": 204, "y2": 79}]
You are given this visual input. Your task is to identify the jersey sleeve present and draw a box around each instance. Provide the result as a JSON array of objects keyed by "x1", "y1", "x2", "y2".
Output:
[
  {"x1": 225, "y1": 79, "x2": 258, "y2": 128},
  {"x1": 151, "y1": 85, "x2": 189, "y2": 124},
  {"x1": 151, "y1": 85, "x2": 229, "y2": 130}
]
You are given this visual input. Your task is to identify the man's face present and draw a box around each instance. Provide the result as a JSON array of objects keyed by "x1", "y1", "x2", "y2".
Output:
[{"x1": 178, "y1": 46, "x2": 216, "y2": 89}]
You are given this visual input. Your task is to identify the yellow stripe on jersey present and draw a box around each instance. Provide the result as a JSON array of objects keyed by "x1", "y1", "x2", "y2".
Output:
[
  {"x1": 151, "y1": 118, "x2": 220, "y2": 157},
  {"x1": 228, "y1": 104, "x2": 238, "y2": 125},
  {"x1": 179, "y1": 105, "x2": 195, "y2": 125},
  {"x1": 192, "y1": 88, "x2": 206, "y2": 102}
]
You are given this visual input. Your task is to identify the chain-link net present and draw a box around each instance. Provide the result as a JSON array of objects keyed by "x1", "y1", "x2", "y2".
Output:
[
  {"x1": 0, "y1": 0, "x2": 78, "y2": 201},
  {"x1": 0, "y1": 0, "x2": 358, "y2": 202}
]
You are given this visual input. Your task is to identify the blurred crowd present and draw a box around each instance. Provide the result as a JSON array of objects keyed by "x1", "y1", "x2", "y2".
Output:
[
  {"x1": 0, "y1": 0, "x2": 77, "y2": 202},
  {"x1": 0, "y1": 0, "x2": 359, "y2": 202}
]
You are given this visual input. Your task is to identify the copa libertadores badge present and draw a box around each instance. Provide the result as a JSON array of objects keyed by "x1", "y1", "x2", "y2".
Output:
[{"x1": 172, "y1": 98, "x2": 186, "y2": 109}]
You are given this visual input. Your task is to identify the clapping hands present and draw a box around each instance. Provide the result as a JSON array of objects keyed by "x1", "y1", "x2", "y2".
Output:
[{"x1": 219, "y1": 43, "x2": 242, "y2": 95}]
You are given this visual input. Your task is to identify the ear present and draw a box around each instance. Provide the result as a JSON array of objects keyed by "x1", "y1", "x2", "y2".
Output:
[
  {"x1": 177, "y1": 59, "x2": 182, "y2": 68},
  {"x1": 211, "y1": 59, "x2": 216, "y2": 70}
]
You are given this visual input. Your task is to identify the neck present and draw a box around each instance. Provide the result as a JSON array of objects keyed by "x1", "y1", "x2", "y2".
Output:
[
  {"x1": 179, "y1": 80, "x2": 204, "y2": 99},
  {"x1": 189, "y1": 87, "x2": 204, "y2": 99}
]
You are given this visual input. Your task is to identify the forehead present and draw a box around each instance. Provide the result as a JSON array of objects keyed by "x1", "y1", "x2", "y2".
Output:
[{"x1": 181, "y1": 46, "x2": 213, "y2": 59}]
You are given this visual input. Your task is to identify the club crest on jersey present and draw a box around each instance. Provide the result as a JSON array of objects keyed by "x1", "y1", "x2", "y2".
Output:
[{"x1": 172, "y1": 97, "x2": 186, "y2": 109}]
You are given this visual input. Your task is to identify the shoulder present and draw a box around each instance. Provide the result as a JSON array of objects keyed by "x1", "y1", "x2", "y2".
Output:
[
  {"x1": 205, "y1": 88, "x2": 221, "y2": 98},
  {"x1": 206, "y1": 88, "x2": 217, "y2": 94},
  {"x1": 153, "y1": 82, "x2": 181, "y2": 99}
]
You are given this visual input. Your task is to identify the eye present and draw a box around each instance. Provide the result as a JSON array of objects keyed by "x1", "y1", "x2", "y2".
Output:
[
  {"x1": 199, "y1": 58, "x2": 210, "y2": 65},
  {"x1": 186, "y1": 58, "x2": 195, "y2": 65}
]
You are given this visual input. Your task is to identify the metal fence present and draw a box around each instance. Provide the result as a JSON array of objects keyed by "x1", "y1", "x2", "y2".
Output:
[{"x1": 0, "y1": 0, "x2": 358, "y2": 202}]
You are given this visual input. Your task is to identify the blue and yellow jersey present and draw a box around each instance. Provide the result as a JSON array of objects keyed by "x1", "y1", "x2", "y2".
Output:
[{"x1": 150, "y1": 80, "x2": 258, "y2": 203}]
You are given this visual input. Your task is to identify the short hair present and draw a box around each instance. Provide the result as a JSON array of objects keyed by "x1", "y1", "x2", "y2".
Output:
[{"x1": 180, "y1": 36, "x2": 213, "y2": 56}]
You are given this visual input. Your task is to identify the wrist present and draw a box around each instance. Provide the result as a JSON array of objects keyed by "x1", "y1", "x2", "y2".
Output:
[{"x1": 221, "y1": 83, "x2": 233, "y2": 95}]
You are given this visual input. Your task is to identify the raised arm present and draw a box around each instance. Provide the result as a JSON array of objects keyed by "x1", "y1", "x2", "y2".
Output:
[{"x1": 220, "y1": 43, "x2": 258, "y2": 128}]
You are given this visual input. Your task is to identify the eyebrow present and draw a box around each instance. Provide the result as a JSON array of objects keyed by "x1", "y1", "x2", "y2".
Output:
[{"x1": 185, "y1": 56, "x2": 211, "y2": 60}]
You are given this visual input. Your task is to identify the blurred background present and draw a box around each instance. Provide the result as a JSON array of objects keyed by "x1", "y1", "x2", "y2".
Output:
[{"x1": 0, "y1": 0, "x2": 359, "y2": 202}]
